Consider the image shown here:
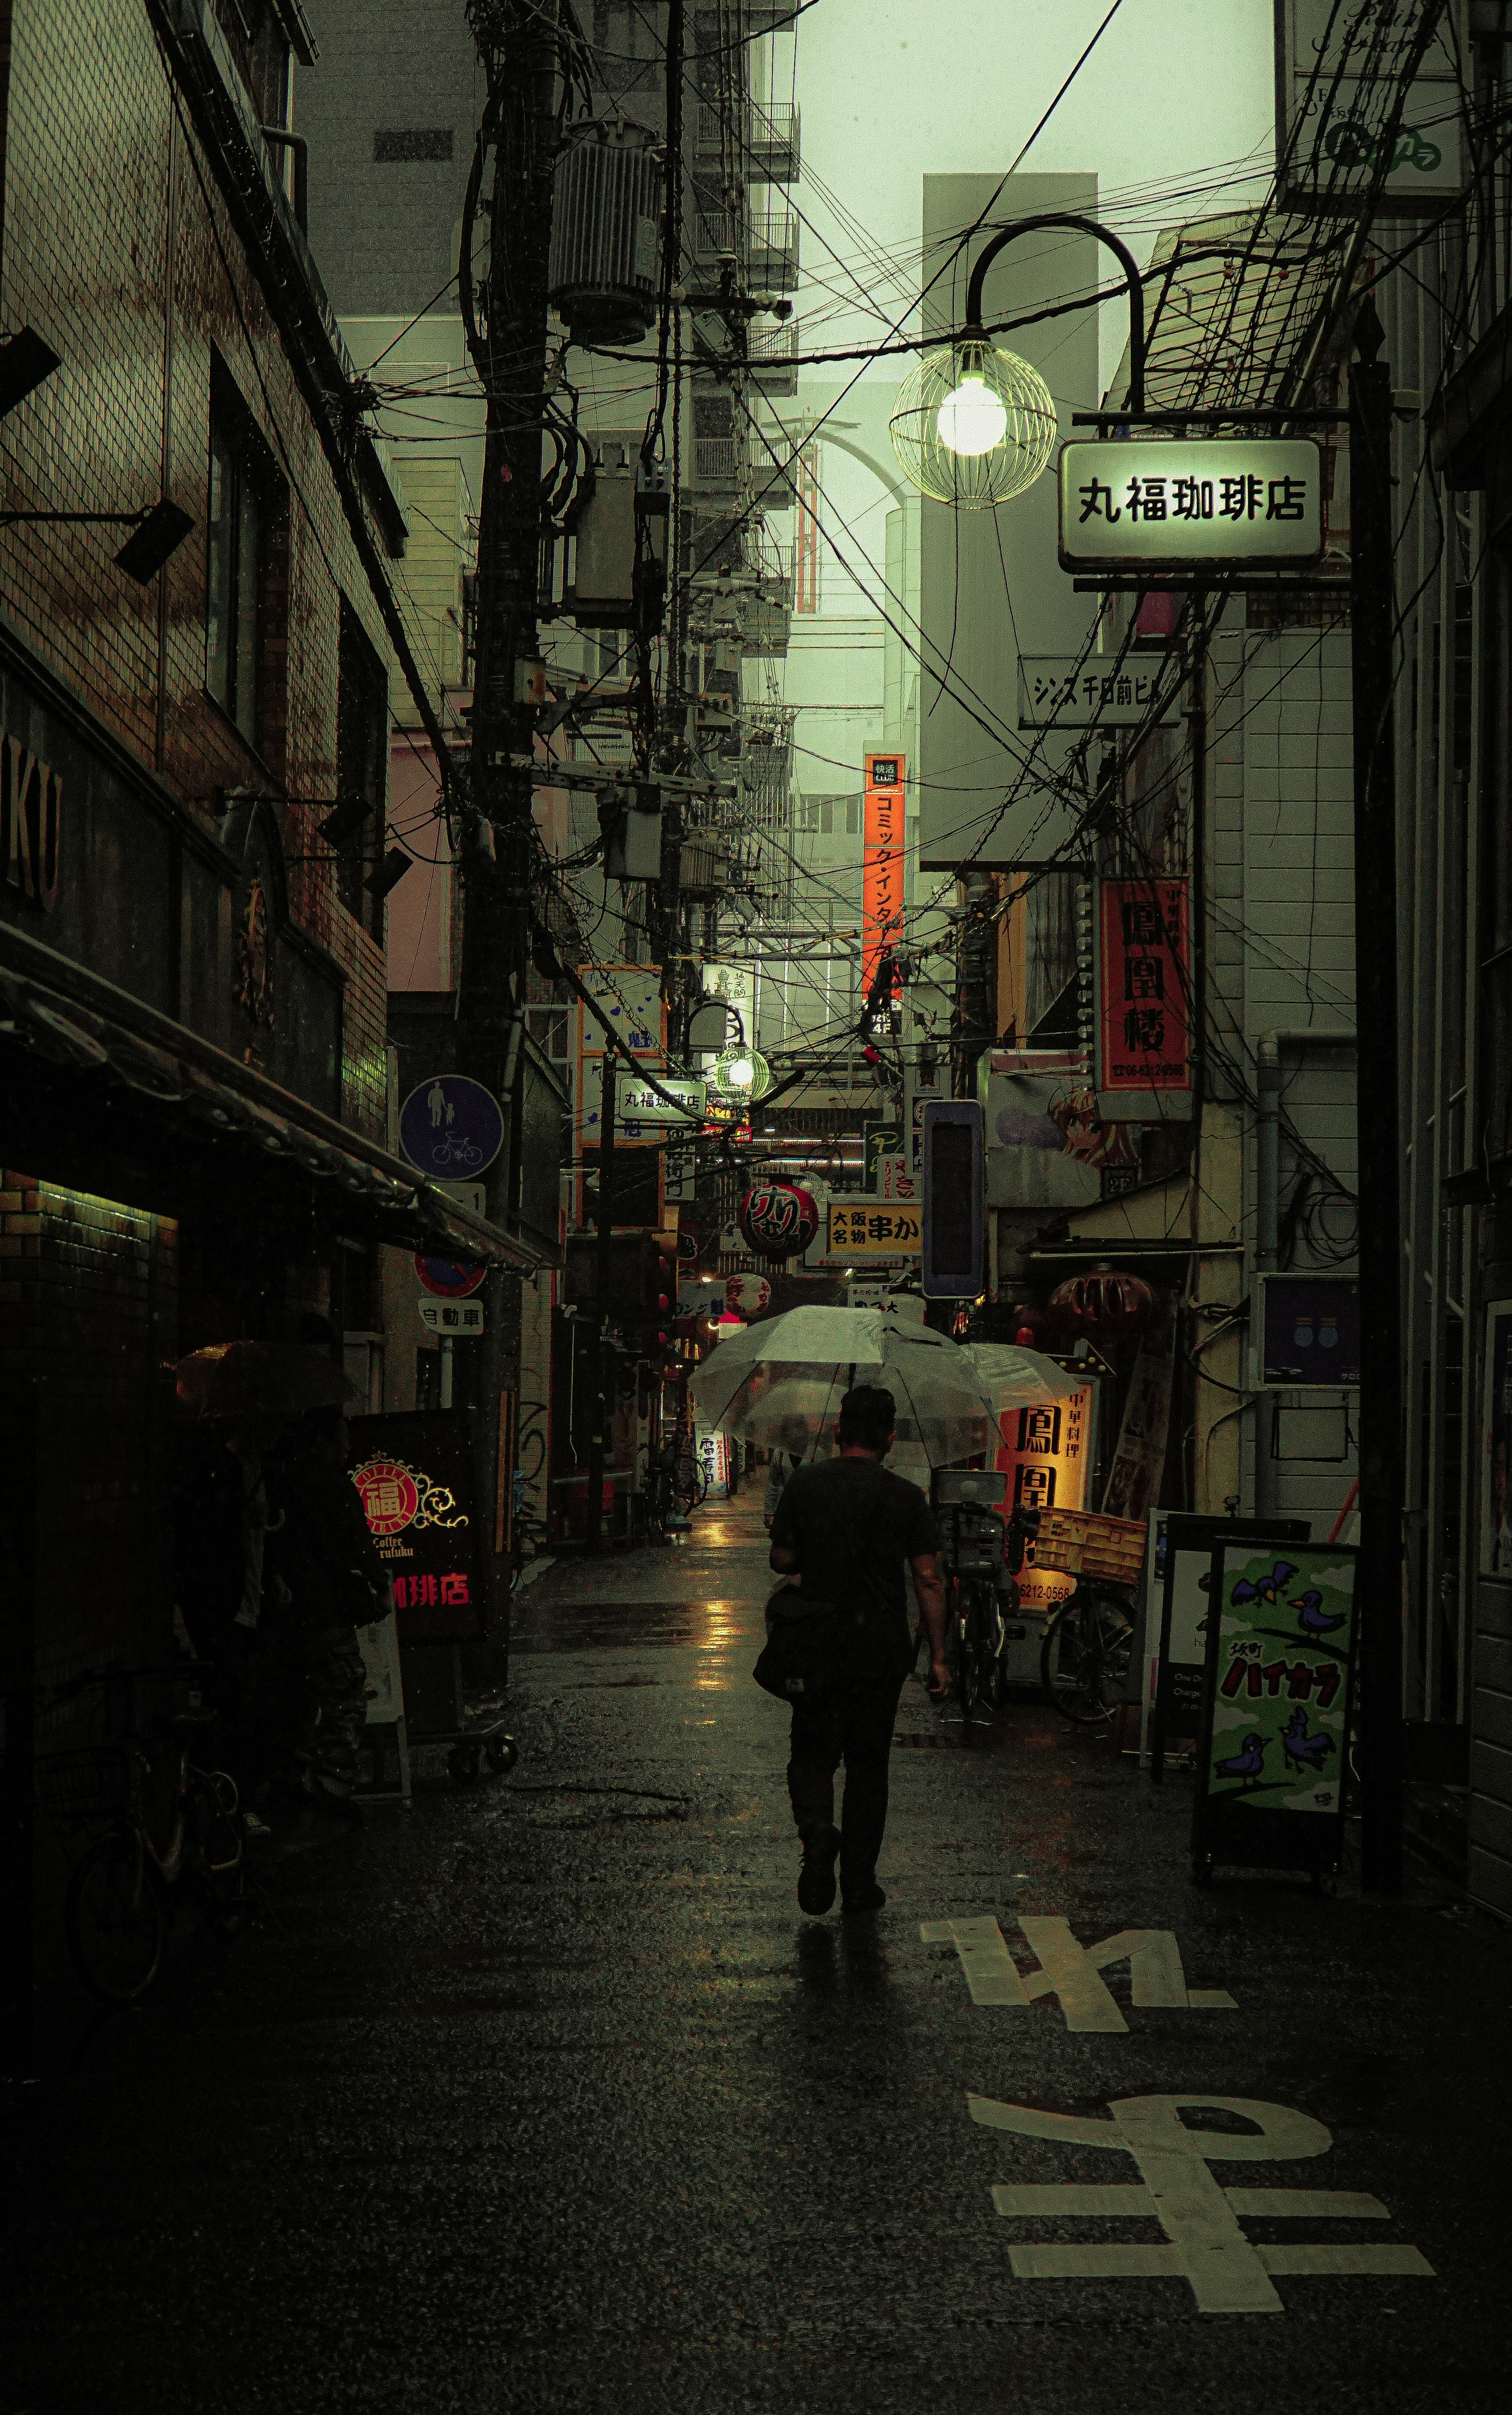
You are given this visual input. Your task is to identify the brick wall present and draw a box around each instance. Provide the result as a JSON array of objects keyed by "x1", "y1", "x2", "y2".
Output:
[
  {"x1": 0, "y1": 0, "x2": 395, "y2": 1139},
  {"x1": 0, "y1": 1169, "x2": 178, "y2": 1713}
]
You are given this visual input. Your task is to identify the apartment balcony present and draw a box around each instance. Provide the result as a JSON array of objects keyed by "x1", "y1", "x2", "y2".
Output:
[
  {"x1": 749, "y1": 209, "x2": 799, "y2": 293},
  {"x1": 695, "y1": 101, "x2": 800, "y2": 183},
  {"x1": 691, "y1": 209, "x2": 799, "y2": 294},
  {"x1": 749, "y1": 317, "x2": 799, "y2": 395}
]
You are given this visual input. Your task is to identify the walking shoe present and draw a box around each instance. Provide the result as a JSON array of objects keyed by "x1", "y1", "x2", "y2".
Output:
[
  {"x1": 797, "y1": 1823, "x2": 841, "y2": 1915},
  {"x1": 841, "y1": 1880, "x2": 886, "y2": 1915}
]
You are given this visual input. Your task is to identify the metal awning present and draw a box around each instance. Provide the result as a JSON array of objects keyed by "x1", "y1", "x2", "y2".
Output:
[{"x1": 0, "y1": 920, "x2": 547, "y2": 1272}]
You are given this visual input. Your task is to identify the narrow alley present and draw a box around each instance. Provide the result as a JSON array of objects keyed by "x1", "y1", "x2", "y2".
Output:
[{"x1": 5, "y1": 1494, "x2": 1508, "y2": 2415}]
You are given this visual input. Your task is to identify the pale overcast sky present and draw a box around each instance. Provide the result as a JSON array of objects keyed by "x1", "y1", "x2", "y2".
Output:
[{"x1": 775, "y1": 0, "x2": 1277, "y2": 605}]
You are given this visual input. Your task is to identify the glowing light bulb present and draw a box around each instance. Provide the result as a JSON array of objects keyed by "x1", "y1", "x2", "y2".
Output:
[
  {"x1": 936, "y1": 373, "x2": 1008, "y2": 459},
  {"x1": 727, "y1": 1055, "x2": 755, "y2": 1090}
]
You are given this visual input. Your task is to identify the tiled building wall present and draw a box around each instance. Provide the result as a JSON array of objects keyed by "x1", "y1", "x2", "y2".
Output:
[
  {"x1": 0, "y1": 0, "x2": 395, "y2": 1138},
  {"x1": 0, "y1": 1170, "x2": 178, "y2": 1708}
]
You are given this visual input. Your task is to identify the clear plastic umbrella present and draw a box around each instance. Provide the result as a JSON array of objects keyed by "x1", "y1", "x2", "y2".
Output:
[
  {"x1": 688, "y1": 1304, "x2": 996, "y2": 1472},
  {"x1": 961, "y1": 1343, "x2": 1082, "y2": 1407}
]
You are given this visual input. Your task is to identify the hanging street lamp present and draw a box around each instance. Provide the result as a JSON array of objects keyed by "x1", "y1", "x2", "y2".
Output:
[
  {"x1": 711, "y1": 1044, "x2": 772, "y2": 1104},
  {"x1": 888, "y1": 213, "x2": 1147, "y2": 512}
]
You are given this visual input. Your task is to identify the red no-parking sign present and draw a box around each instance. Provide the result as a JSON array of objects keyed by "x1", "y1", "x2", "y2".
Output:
[{"x1": 413, "y1": 1253, "x2": 487, "y2": 1300}]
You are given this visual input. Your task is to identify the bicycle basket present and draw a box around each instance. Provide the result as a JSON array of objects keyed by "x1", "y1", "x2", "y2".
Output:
[
  {"x1": 34, "y1": 1743, "x2": 146, "y2": 1827},
  {"x1": 1032, "y1": 1508, "x2": 1147, "y2": 1587}
]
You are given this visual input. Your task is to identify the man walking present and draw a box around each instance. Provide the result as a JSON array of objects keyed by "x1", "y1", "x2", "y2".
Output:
[{"x1": 768, "y1": 1384, "x2": 949, "y2": 1916}]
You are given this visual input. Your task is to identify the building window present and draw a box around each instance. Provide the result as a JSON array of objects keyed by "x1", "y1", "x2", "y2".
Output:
[
  {"x1": 335, "y1": 600, "x2": 390, "y2": 933},
  {"x1": 206, "y1": 369, "x2": 276, "y2": 748}
]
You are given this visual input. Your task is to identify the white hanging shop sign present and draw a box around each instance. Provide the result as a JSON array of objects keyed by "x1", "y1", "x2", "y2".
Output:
[{"x1": 1058, "y1": 439, "x2": 1325, "y2": 575}]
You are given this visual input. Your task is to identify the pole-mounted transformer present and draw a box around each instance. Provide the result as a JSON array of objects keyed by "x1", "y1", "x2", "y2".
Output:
[{"x1": 547, "y1": 120, "x2": 662, "y2": 348}]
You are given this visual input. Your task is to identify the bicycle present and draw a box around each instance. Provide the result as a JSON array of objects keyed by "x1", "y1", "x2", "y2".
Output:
[
  {"x1": 37, "y1": 1668, "x2": 245, "y2": 2004},
  {"x1": 1040, "y1": 1581, "x2": 1136, "y2": 1725},
  {"x1": 936, "y1": 1496, "x2": 1040, "y2": 1725},
  {"x1": 673, "y1": 1441, "x2": 709, "y2": 1513}
]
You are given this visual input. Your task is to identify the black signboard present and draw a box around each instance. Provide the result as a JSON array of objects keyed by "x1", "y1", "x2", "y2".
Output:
[
  {"x1": 348, "y1": 1410, "x2": 484, "y2": 1643},
  {"x1": 1149, "y1": 1513, "x2": 1309, "y2": 1779},
  {"x1": 1191, "y1": 1538, "x2": 1360, "y2": 1885}
]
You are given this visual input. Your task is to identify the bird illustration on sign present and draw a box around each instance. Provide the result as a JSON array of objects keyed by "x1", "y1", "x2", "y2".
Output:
[
  {"x1": 1230, "y1": 1561, "x2": 1298, "y2": 1609},
  {"x1": 1289, "y1": 1587, "x2": 1347, "y2": 1641}
]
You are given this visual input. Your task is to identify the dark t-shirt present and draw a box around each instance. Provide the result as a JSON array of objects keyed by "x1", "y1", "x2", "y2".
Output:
[{"x1": 769, "y1": 1456, "x2": 939, "y2": 1675}]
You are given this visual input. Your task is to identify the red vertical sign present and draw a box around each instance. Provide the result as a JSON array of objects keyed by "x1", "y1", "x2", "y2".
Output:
[
  {"x1": 1098, "y1": 878, "x2": 1192, "y2": 1094},
  {"x1": 863, "y1": 752, "x2": 906, "y2": 1005}
]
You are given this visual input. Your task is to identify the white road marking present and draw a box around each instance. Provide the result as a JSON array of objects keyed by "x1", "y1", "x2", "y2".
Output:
[
  {"x1": 921, "y1": 1915, "x2": 1237, "y2": 2031},
  {"x1": 969, "y1": 2091, "x2": 1434, "y2": 2313},
  {"x1": 919, "y1": 1917, "x2": 1029, "y2": 2005}
]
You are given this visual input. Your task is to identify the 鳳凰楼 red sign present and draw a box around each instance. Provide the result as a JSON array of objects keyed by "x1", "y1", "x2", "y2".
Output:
[{"x1": 1097, "y1": 878, "x2": 1192, "y2": 1095}]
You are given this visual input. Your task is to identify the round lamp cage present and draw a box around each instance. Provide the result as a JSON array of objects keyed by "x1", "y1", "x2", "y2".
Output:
[
  {"x1": 713, "y1": 1044, "x2": 772, "y2": 1103},
  {"x1": 888, "y1": 339, "x2": 1058, "y2": 510}
]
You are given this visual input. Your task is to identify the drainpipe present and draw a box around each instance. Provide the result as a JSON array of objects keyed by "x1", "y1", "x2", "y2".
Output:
[{"x1": 1253, "y1": 1028, "x2": 1356, "y2": 1513}]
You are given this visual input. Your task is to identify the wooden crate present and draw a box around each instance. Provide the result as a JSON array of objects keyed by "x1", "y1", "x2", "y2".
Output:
[{"x1": 1033, "y1": 1507, "x2": 1147, "y2": 1587}]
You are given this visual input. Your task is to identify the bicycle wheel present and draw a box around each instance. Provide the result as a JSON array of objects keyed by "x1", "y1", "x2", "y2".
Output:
[
  {"x1": 64, "y1": 1834, "x2": 166, "y2": 2002},
  {"x1": 953, "y1": 1587, "x2": 982, "y2": 1721},
  {"x1": 978, "y1": 1585, "x2": 1008, "y2": 1711},
  {"x1": 1040, "y1": 1586, "x2": 1134, "y2": 1725}
]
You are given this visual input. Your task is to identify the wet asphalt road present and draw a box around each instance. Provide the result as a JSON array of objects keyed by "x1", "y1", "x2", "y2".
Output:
[{"x1": 4, "y1": 1493, "x2": 1512, "y2": 2415}]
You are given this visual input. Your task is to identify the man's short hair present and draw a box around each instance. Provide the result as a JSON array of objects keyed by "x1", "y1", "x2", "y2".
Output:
[{"x1": 837, "y1": 1385, "x2": 896, "y2": 1454}]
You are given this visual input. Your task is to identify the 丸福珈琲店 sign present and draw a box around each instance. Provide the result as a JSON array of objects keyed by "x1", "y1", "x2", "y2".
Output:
[
  {"x1": 1097, "y1": 878, "x2": 1193, "y2": 1096},
  {"x1": 1058, "y1": 440, "x2": 1324, "y2": 574},
  {"x1": 827, "y1": 1202, "x2": 922, "y2": 1258},
  {"x1": 1018, "y1": 656, "x2": 1181, "y2": 728},
  {"x1": 615, "y1": 1073, "x2": 706, "y2": 1130}
]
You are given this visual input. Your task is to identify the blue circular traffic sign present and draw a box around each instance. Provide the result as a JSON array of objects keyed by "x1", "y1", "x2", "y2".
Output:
[{"x1": 399, "y1": 1074, "x2": 505, "y2": 1180}]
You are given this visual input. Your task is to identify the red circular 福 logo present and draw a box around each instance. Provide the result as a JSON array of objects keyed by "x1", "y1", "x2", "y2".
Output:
[{"x1": 354, "y1": 1456, "x2": 421, "y2": 1536}]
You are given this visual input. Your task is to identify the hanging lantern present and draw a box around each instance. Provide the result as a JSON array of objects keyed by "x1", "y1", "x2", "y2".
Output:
[
  {"x1": 725, "y1": 1271, "x2": 772, "y2": 1318},
  {"x1": 1048, "y1": 1269, "x2": 1159, "y2": 1342},
  {"x1": 739, "y1": 1181, "x2": 818, "y2": 1260}
]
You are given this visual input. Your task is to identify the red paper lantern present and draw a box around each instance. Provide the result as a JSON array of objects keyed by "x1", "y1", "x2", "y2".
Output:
[
  {"x1": 739, "y1": 1181, "x2": 819, "y2": 1260},
  {"x1": 726, "y1": 1271, "x2": 773, "y2": 1317},
  {"x1": 1048, "y1": 1269, "x2": 1159, "y2": 1341}
]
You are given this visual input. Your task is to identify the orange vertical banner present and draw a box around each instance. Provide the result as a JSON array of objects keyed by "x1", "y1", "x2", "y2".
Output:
[{"x1": 862, "y1": 752, "x2": 906, "y2": 1006}]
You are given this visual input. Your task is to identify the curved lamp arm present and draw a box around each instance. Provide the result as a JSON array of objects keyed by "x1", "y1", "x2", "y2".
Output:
[{"x1": 961, "y1": 213, "x2": 1146, "y2": 417}]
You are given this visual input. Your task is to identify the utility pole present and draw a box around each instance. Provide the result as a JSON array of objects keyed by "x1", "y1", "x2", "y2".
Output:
[
  {"x1": 458, "y1": 1, "x2": 561, "y2": 1613},
  {"x1": 586, "y1": 1053, "x2": 616, "y2": 1554},
  {"x1": 1349, "y1": 295, "x2": 1404, "y2": 1897}
]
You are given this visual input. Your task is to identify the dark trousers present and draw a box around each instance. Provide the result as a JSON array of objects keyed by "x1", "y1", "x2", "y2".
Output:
[{"x1": 787, "y1": 1667, "x2": 906, "y2": 1886}]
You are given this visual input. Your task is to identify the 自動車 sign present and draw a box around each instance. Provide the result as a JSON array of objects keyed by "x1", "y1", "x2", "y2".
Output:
[{"x1": 1059, "y1": 439, "x2": 1324, "y2": 574}]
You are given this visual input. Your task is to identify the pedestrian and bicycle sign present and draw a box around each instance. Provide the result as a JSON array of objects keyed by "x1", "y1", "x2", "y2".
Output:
[
  {"x1": 399, "y1": 1074, "x2": 504, "y2": 1180},
  {"x1": 1058, "y1": 438, "x2": 1324, "y2": 573}
]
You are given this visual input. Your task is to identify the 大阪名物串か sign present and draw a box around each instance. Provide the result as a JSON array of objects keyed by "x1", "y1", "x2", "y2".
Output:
[{"x1": 827, "y1": 1202, "x2": 922, "y2": 1258}]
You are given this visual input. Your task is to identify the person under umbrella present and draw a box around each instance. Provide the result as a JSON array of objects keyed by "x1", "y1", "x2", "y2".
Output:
[{"x1": 267, "y1": 1404, "x2": 389, "y2": 1811}]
